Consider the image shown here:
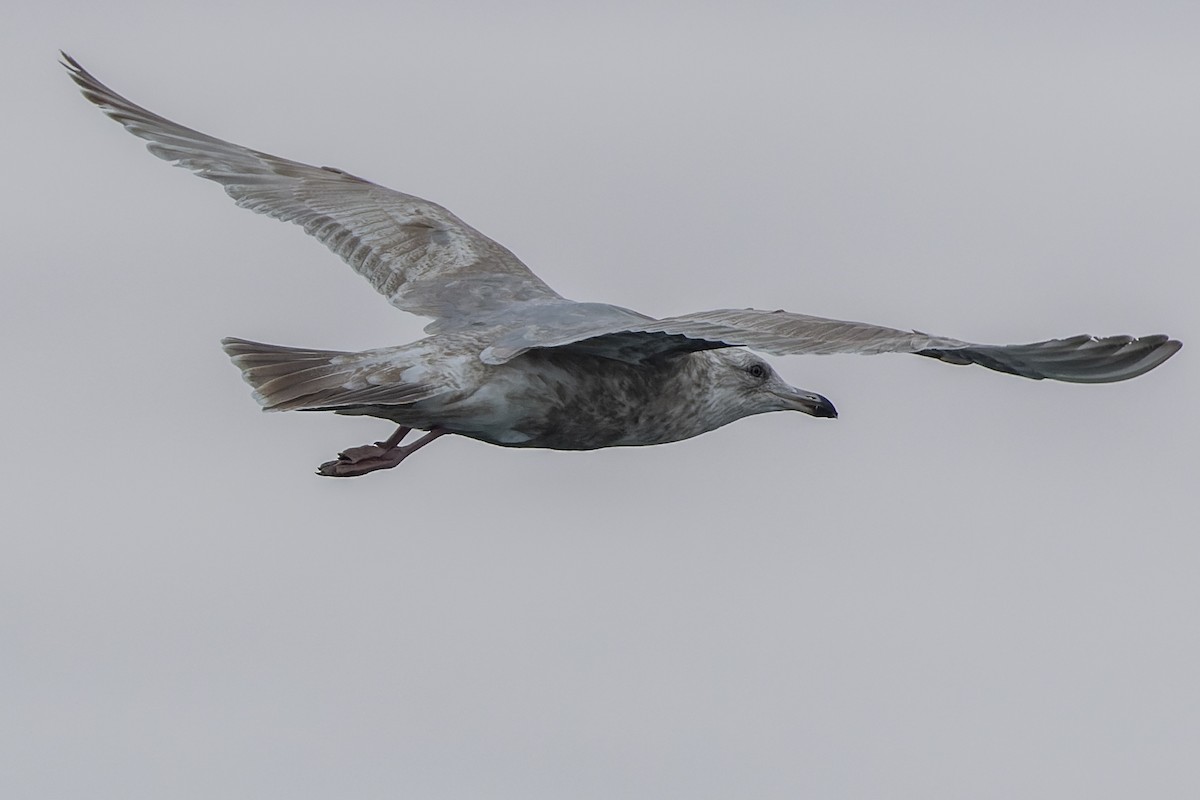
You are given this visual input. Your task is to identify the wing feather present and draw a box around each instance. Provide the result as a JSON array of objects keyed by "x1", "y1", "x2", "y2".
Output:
[
  {"x1": 63, "y1": 54, "x2": 562, "y2": 322},
  {"x1": 487, "y1": 307, "x2": 1180, "y2": 384}
]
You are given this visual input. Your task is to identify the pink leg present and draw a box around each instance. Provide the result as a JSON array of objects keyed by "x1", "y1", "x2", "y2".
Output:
[
  {"x1": 377, "y1": 425, "x2": 412, "y2": 450},
  {"x1": 317, "y1": 427, "x2": 447, "y2": 477}
]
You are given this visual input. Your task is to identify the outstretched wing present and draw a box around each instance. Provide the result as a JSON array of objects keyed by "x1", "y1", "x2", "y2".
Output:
[
  {"x1": 483, "y1": 307, "x2": 1181, "y2": 384},
  {"x1": 63, "y1": 54, "x2": 563, "y2": 322}
]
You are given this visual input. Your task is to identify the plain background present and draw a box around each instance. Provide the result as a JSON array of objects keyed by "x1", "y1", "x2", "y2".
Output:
[{"x1": 4, "y1": 1, "x2": 1197, "y2": 797}]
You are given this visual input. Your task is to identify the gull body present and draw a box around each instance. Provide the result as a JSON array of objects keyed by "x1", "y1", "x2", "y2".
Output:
[
  {"x1": 64, "y1": 54, "x2": 1180, "y2": 476},
  {"x1": 225, "y1": 330, "x2": 834, "y2": 453}
]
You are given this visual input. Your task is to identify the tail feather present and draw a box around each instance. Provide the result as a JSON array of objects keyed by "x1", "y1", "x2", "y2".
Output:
[
  {"x1": 254, "y1": 364, "x2": 354, "y2": 407},
  {"x1": 220, "y1": 337, "x2": 444, "y2": 411}
]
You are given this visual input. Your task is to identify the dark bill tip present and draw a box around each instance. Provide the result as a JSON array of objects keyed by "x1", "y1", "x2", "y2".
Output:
[
  {"x1": 810, "y1": 394, "x2": 838, "y2": 419},
  {"x1": 787, "y1": 389, "x2": 838, "y2": 418}
]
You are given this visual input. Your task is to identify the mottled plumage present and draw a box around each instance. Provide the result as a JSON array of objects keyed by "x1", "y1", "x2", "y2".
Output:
[{"x1": 65, "y1": 54, "x2": 1181, "y2": 477}]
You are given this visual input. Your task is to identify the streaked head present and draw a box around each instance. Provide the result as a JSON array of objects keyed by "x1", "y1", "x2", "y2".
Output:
[{"x1": 707, "y1": 349, "x2": 837, "y2": 420}]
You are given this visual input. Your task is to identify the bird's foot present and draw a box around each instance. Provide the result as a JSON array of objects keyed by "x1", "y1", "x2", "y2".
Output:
[
  {"x1": 315, "y1": 427, "x2": 447, "y2": 478},
  {"x1": 317, "y1": 443, "x2": 407, "y2": 477}
]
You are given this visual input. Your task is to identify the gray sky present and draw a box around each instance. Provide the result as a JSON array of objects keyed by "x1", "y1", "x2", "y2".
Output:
[{"x1": 5, "y1": 2, "x2": 1198, "y2": 798}]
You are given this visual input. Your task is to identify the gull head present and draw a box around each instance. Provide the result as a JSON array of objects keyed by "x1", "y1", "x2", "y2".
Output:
[{"x1": 705, "y1": 349, "x2": 838, "y2": 420}]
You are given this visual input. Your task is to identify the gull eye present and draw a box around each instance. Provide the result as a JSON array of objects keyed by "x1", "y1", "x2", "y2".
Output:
[{"x1": 747, "y1": 363, "x2": 768, "y2": 380}]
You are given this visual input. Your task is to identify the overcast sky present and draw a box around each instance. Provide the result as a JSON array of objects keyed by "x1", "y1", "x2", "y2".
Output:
[{"x1": 4, "y1": 2, "x2": 1197, "y2": 798}]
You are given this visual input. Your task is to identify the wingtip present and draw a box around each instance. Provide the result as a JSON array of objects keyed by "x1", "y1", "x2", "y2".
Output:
[
  {"x1": 59, "y1": 50, "x2": 84, "y2": 76},
  {"x1": 1122, "y1": 335, "x2": 1182, "y2": 382},
  {"x1": 60, "y1": 51, "x2": 102, "y2": 98},
  {"x1": 1159, "y1": 336, "x2": 1183, "y2": 363},
  {"x1": 1076, "y1": 333, "x2": 1181, "y2": 382},
  {"x1": 1060, "y1": 333, "x2": 1182, "y2": 382}
]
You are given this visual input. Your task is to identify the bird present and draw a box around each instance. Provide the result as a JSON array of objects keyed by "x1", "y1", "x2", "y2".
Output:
[{"x1": 64, "y1": 53, "x2": 1181, "y2": 478}]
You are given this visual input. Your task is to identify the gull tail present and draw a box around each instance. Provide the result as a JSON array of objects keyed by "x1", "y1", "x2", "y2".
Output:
[
  {"x1": 221, "y1": 337, "x2": 444, "y2": 412},
  {"x1": 222, "y1": 338, "x2": 358, "y2": 411}
]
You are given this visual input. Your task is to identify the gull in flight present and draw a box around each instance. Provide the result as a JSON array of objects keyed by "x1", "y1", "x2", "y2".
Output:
[{"x1": 64, "y1": 54, "x2": 1181, "y2": 477}]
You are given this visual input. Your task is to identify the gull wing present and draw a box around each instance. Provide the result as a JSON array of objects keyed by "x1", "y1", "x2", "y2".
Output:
[
  {"x1": 63, "y1": 54, "x2": 563, "y2": 322},
  {"x1": 485, "y1": 307, "x2": 1181, "y2": 384}
]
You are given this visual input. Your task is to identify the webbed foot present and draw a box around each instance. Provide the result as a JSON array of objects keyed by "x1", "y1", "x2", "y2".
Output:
[
  {"x1": 317, "y1": 445, "x2": 406, "y2": 477},
  {"x1": 315, "y1": 427, "x2": 447, "y2": 478}
]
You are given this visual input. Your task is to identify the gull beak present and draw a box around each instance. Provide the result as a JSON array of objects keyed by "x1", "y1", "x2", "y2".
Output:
[{"x1": 778, "y1": 387, "x2": 838, "y2": 418}]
